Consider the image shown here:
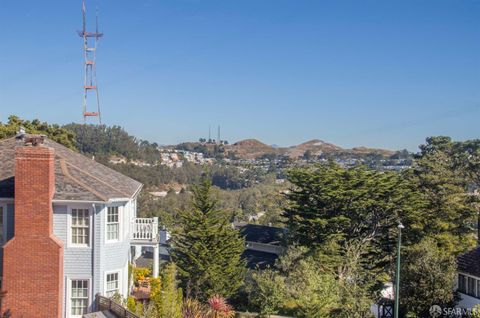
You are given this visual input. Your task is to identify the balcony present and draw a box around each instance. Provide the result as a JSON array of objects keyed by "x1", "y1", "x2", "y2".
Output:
[{"x1": 130, "y1": 217, "x2": 159, "y2": 245}]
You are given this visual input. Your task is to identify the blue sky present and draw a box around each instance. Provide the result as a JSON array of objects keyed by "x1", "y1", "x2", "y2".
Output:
[{"x1": 0, "y1": 0, "x2": 479, "y2": 151}]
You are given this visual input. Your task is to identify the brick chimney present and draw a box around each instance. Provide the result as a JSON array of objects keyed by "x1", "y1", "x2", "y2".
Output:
[{"x1": 2, "y1": 140, "x2": 64, "y2": 318}]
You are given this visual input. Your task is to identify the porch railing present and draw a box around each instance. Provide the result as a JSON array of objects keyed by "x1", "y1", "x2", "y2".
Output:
[
  {"x1": 95, "y1": 294, "x2": 139, "y2": 318},
  {"x1": 131, "y1": 217, "x2": 159, "y2": 243}
]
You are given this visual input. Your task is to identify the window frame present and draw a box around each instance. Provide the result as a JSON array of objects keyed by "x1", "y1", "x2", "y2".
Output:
[
  {"x1": 105, "y1": 205, "x2": 121, "y2": 243},
  {"x1": 0, "y1": 203, "x2": 7, "y2": 245},
  {"x1": 104, "y1": 270, "x2": 122, "y2": 298},
  {"x1": 68, "y1": 205, "x2": 92, "y2": 248},
  {"x1": 67, "y1": 278, "x2": 91, "y2": 318}
]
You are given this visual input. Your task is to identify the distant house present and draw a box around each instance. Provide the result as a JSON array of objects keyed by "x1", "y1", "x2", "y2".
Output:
[
  {"x1": 237, "y1": 224, "x2": 286, "y2": 269},
  {"x1": 0, "y1": 134, "x2": 159, "y2": 318},
  {"x1": 456, "y1": 247, "x2": 480, "y2": 309}
]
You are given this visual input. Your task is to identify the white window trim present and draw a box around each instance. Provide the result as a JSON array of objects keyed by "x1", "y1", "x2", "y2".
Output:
[
  {"x1": 105, "y1": 205, "x2": 122, "y2": 244},
  {"x1": 67, "y1": 205, "x2": 93, "y2": 248},
  {"x1": 104, "y1": 269, "x2": 122, "y2": 298},
  {"x1": 66, "y1": 277, "x2": 91, "y2": 318},
  {"x1": 0, "y1": 203, "x2": 8, "y2": 245}
]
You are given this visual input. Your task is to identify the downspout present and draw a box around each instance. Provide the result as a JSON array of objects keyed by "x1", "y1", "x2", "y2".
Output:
[{"x1": 91, "y1": 203, "x2": 97, "y2": 311}]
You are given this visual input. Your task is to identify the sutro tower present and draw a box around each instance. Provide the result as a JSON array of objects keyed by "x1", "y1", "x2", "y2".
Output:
[{"x1": 78, "y1": 0, "x2": 103, "y2": 124}]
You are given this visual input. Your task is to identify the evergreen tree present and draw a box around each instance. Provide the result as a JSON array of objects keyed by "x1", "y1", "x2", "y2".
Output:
[
  {"x1": 284, "y1": 162, "x2": 421, "y2": 274},
  {"x1": 400, "y1": 237, "x2": 457, "y2": 316},
  {"x1": 171, "y1": 176, "x2": 245, "y2": 300},
  {"x1": 405, "y1": 136, "x2": 478, "y2": 255}
]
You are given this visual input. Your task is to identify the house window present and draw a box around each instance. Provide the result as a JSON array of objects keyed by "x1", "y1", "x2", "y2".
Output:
[
  {"x1": 0, "y1": 205, "x2": 4, "y2": 244},
  {"x1": 477, "y1": 280, "x2": 480, "y2": 298},
  {"x1": 106, "y1": 272, "x2": 119, "y2": 297},
  {"x1": 107, "y1": 207, "x2": 119, "y2": 241},
  {"x1": 458, "y1": 274, "x2": 467, "y2": 293},
  {"x1": 467, "y1": 277, "x2": 476, "y2": 297},
  {"x1": 72, "y1": 208, "x2": 89, "y2": 246},
  {"x1": 70, "y1": 279, "x2": 89, "y2": 316}
]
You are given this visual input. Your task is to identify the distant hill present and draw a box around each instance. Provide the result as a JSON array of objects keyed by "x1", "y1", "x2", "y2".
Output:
[
  {"x1": 286, "y1": 139, "x2": 342, "y2": 159},
  {"x1": 229, "y1": 139, "x2": 280, "y2": 159},
  {"x1": 226, "y1": 138, "x2": 396, "y2": 159}
]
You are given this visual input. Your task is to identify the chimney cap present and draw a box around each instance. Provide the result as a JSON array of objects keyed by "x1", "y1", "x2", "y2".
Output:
[{"x1": 23, "y1": 135, "x2": 46, "y2": 147}]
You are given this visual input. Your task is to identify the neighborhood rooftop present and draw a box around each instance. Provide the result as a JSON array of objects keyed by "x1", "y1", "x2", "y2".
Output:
[
  {"x1": 239, "y1": 224, "x2": 286, "y2": 245},
  {"x1": 0, "y1": 135, "x2": 142, "y2": 201},
  {"x1": 457, "y1": 246, "x2": 480, "y2": 278}
]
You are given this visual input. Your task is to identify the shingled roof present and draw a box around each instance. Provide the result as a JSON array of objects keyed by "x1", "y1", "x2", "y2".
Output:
[
  {"x1": 0, "y1": 136, "x2": 142, "y2": 202},
  {"x1": 457, "y1": 246, "x2": 480, "y2": 278},
  {"x1": 239, "y1": 224, "x2": 286, "y2": 245}
]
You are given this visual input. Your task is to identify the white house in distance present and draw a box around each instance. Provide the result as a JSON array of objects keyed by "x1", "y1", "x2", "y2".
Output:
[
  {"x1": 457, "y1": 246, "x2": 480, "y2": 310},
  {"x1": 0, "y1": 134, "x2": 159, "y2": 318}
]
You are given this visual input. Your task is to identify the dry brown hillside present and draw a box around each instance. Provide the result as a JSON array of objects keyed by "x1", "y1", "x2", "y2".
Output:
[
  {"x1": 229, "y1": 139, "x2": 282, "y2": 159},
  {"x1": 286, "y1": 139, "x2": 342, "y2": 159}
]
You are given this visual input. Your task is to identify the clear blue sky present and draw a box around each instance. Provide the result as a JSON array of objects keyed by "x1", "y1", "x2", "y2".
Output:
[{"x1": 0, "y1": 0, "x2": 479, "y2": 151}]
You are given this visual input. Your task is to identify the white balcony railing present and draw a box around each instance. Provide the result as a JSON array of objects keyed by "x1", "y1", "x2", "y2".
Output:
[{"x1": 131, "y1": 217, "x2": 159, "y2": 244}]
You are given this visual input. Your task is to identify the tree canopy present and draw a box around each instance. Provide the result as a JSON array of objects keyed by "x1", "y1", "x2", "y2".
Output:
[{"x1": 0, "y1": 115, "x2": 75, "y2": 149}]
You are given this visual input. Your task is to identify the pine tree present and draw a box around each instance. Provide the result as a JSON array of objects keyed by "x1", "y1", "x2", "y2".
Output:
[{"x1": 171, "y1": 176, "x2": 245, "y2": 300}]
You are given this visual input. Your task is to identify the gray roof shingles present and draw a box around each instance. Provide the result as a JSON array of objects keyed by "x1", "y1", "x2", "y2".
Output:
[
  {"x1": 0, "y1": 136, "x2": 142, "y2": 201},
  {"x1": 457, "y1": 246, "x2": 480, "y2": 278}
]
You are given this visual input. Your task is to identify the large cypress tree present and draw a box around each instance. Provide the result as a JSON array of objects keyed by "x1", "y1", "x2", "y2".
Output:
[
  {"x1": 406, "y1": 136, "x2": 478, "y2": 255},
  {"x1": 171, "y1": 176, "x2": 245, "y2": 300},
  {"x1": 284, "y1": 162, "x2": 422, "y2": 272}
]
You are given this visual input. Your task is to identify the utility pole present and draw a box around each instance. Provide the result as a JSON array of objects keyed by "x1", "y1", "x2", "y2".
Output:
[{"x1": 394, "y1": 222, "x2": 404, "y2": 318}]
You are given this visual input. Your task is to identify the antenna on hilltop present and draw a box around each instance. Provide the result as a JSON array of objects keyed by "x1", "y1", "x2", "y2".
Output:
[
  {"x1": 217, "y1": 125, "x2": 221, "y2": 145},
  {"x1": 78, "y1": 0, "x2": 103, "y2": 124}
]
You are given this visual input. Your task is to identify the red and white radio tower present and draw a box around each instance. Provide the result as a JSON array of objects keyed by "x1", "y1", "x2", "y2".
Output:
[{"x1": 78, "y1": 0, "x2": 103, "y2": 124}]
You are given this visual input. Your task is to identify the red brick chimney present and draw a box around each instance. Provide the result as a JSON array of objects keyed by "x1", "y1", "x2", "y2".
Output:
[{"x1": 2, "y1": 141, "x2": 64, "y2": 318}]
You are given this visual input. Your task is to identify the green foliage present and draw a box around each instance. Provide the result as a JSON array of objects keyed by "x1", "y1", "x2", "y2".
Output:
[
  {"x1": 332, "y1": 242, "x2": 375, "y2": 318},
  {"x1": 405, "y1": 136, "x2": 478, "y2": 255},
  {"x1": 246, "y1": 243, "x2": 375, "y2": 318},
  {"x1": 472, "y1": 305, "x2": 480, "y2": 318},
  {"x1": 153, "y1": 263, "x2": 183, "y2": 318},
  {"x1": 0, "y1": 115, "x2": 75, "y2": 149},
  {"x1": 400, "y1": 237, "x2": 457, "y2": 317},
  {"x1": 171, "y1": 176, "x2": 246, "y2": 300},
  {"x1": 247, "y1": 269, "x2": 286, "y2": 317},
  {"x1": 285, "y1": 162, "x2": 420, "y2": 274},
  {"x1": 127, "y1": 296, "x2": 144, "y2": 315},
  {"x1": 286, "y1": 256, "x2": 340, "y2": 318},
  {"x1": 64, "y1": 123, "x2": 160, "y2": 163},
  {"x1": 147, "y1": 264, "x2": 183, "y2": 318}
]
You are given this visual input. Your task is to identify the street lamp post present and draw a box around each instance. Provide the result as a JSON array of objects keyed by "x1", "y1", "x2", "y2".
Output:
[{"x1": 394, "y1": 223, "x2": 404, "y2": 318}]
